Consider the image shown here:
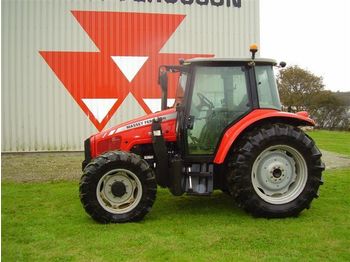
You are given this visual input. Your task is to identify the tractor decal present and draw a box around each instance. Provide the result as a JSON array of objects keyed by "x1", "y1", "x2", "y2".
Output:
[{"x1": 112, "y1": 112, "x2": 177, "y2": 135}]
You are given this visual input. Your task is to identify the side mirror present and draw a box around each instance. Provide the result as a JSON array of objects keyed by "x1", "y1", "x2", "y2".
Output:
[
  {"x1": 279, "y1": 61, "x2": 287, "y2": 68},
  {"x1": 159, "y1": 71, "x2": 168, "y2": 110}
]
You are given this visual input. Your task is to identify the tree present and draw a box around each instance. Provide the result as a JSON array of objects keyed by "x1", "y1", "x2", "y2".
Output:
[
  {"x1": 310, "y1": 91, "x2": 349, "y2": 130},
  {"x1": 277, "y1": 66, "x2": 324, "y2": 112},
  {"x1": 277, "y1": 65, "x2": 349, "y2": 130}
]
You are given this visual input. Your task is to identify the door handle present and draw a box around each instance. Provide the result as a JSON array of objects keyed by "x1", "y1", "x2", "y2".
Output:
[{"x1": 187, "y1": 115, "x2": 195, "y2": 130}]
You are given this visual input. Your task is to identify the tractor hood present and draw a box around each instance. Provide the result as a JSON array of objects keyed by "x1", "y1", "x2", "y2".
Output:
[
  {"x1": 89, "y1": 108, "x2": 177, "y2": 158},
  {"x1": 101, "y1": 108, "x2": 177, "y2": 137}
]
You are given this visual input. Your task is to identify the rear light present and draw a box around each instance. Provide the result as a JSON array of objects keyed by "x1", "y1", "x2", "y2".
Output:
[{"x1": 97, "y1": 136, "x2": 122, "y2": 154}]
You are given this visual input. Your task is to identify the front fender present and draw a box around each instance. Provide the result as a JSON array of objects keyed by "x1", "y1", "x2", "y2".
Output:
[{"x1": 213, "y1": 109, "x2": 315, "y2": 164}]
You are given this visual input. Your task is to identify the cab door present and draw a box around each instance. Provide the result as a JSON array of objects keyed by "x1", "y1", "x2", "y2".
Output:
[{"x1": 185, "y1": 65, "x2": 252, "y2": 156}]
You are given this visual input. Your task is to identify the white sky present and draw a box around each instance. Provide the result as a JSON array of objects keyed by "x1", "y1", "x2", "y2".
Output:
[{"x1": 260, "y1": 0, "x2": 350, "y2": 92}]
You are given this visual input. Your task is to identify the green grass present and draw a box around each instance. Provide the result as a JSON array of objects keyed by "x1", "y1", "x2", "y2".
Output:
[
  {"x1": 2, "y1": 168, "x2": 350, "y2": 261},
  {"x1": 307, "y1": 130, "x2": 350, "y2": 156},
  {"x1": 2, "y1": 131, "x2": 350, "y2": 261}
]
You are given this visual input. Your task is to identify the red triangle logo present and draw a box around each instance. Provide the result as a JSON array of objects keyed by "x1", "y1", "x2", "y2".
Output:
[{"x1": 40, "y1": 11, "x2": 213, "y2": 131}]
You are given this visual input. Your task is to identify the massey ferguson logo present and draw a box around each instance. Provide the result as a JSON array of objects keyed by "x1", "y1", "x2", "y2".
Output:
[{"x1": 40, "y1": 11, "x2": 211, "y2": 131}]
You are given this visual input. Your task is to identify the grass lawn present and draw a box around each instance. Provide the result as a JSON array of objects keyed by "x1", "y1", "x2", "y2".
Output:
[
  {"x1": 307, "y1": 130, "x2": 350, "y2": 156},
  {"x1": 2, "y1": 168, "x2": 350, "y2": 261},
  {"x1": 2, "y1": 130, "x2": 350, "y2": 261}
]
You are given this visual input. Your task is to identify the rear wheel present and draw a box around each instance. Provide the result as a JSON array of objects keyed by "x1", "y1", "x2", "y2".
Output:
[
  {"x1": 228, "y1": 124, "x2": 324, "y2": 218},
  {"x1": 79, "y1": 151, "x2": 157, "y2": 223}
]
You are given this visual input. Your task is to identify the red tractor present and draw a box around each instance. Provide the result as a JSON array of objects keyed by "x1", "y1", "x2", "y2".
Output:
[{"x1": 80, "y1": 45, "x2": 324, "y2": 223}]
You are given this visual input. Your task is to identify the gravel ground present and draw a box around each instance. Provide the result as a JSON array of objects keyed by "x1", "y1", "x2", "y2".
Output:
[
  {"x1": 1, "y1": 150, "x2": 349, "y2": 183},
  {"x1": 1, "y1": 152, "x2": 83, "y2": 183},
  {"x1": 320, "y1": 150, "x2": 350, "y2": 170}
]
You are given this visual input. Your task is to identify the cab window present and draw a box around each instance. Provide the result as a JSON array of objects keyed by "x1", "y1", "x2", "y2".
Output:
[
  {"x1": 187, "y1": 66, "x2": 250, "y2": 154},
  {"x1": 255, "y1": 66, "x2": 281, "y2": 110}
]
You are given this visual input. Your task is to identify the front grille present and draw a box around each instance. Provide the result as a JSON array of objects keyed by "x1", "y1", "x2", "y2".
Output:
[{"x1": 96, "y1": 136, "x2": 121, "y2": 154}]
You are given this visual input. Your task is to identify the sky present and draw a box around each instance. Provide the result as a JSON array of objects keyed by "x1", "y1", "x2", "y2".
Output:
[{"x1": 260, "y1": 0, "x2": 350, "y2": 92}]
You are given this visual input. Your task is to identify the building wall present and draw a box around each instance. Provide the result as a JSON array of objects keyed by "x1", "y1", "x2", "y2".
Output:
[{"x1": 1, "y1": 0, "x2": 259, "y2": 151}]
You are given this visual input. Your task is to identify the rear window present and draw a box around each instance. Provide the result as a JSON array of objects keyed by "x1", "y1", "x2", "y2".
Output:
[{"x1": 255, "y1": 66, "x2": 281, "y2": 110}]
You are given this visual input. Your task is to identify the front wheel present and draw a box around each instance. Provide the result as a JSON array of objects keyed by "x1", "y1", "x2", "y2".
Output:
[
  {"x1": 228, "y1": 124, "x2": 324, "y2": 218},
  {"x1": 79, "y1": 151, "x2": 157, "y2": 223}
]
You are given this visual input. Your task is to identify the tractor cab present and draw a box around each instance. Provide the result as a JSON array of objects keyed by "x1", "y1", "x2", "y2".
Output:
[{"x1": 160, "y1": 57, "x2": 282, "y2": 158}]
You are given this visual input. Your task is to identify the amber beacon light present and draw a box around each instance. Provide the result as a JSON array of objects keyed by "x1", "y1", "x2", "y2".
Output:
[{"x1": 250, "y1": 43, "x2": 258, "y2": 59}]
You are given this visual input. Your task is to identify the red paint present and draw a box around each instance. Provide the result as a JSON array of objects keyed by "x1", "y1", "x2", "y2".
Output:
[
  {"x1": 91, "y1": 108, "x2": 315, "y2": 162},
  {"x1": 213, "y1": 109, "x2": 315, "y2": 164},
  {"x1": 91, "y1": 108, "x2": 177, "y2": 158},
  {"x1": 40, "y1": 11, "x2": 212, "y2": 131},
  {"x1": 295, "y1": 111, "x2": 309, "y2": 118}
]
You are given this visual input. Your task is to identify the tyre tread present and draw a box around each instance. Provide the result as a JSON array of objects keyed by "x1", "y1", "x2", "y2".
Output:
[
  {"x1": 79, "y1": 151, "x2": 157, "y2": 223},
  {"x1": 227, "y1": 123, "x2": 324, "y2": 218}
]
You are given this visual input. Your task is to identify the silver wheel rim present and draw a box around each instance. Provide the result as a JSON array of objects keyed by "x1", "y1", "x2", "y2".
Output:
[
  {"x1": 251, "y1": 145, "x2": 308, "y2": 205},
  {"x1": 96, "y1": 169, "x2": 143, "y2": 214}
]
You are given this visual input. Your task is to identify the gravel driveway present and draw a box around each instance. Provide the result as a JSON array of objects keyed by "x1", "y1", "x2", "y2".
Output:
[
  {"x1": 1, "y1": 150, "x2": 350, "y2": 183},
  {"x1": 320, "y1": 150, "x2": 350, "y2": 170}
]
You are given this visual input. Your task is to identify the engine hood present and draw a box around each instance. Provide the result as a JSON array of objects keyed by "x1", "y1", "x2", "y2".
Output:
[
  {"x1": 90, "y1": 108, "x2": 178, "y2": 157},
  {"x1": 101, "y1": 108, "x2": 177, "y2": 137}
]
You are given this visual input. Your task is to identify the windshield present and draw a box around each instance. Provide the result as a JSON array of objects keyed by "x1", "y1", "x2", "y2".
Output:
[{"x1": 255, "y1": 66, "x2": 281, "y2": 110}]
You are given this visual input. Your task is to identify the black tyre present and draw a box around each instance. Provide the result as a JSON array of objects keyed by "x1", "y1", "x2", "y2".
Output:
[
  {"x1": 228, "y1": 123, "x2": 324, "y2": 218},
  {"x1": 79, "y1": 151, "x2": 157, "y2": 223}
]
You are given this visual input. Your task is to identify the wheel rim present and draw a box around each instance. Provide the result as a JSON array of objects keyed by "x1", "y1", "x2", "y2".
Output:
[
  {"x1": 251, "y1": 145, "x2": 308, "y2": 205},
  {"x1": 96, "y1": 169, "x2": 143, "y2": 214}
]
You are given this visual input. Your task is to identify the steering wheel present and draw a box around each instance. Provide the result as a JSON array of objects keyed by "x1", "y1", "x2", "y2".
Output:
[{"x1": 196, "y1": 92, "x2": 214, "y2": 110}]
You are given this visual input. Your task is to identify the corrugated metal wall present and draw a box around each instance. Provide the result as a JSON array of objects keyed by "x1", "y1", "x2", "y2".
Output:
[{"x1": 1, "y1": 0, "x2": 260, "y2": 152}]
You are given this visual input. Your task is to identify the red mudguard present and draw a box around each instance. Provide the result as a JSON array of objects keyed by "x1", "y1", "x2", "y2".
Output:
[{"x1": 213, "y1": 109, "x2": 315, "y2": 164}]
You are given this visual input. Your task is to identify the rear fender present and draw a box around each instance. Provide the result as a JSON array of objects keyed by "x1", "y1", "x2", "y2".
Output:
[{"x1": 213, "y1": 109, "x2": 315, "y2": 164}]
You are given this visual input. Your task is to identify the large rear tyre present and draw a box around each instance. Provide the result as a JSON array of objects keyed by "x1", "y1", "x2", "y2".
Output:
[
  {"x1": 79, "y1": 151, "x2": 157, "y2": 223},
  {"x1": 228, "y1": 124, "x2": 324, "y2": 218}
]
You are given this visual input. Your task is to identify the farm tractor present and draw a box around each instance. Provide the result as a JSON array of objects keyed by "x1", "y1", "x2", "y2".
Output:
[{"x1": 80, "y1": 45, "x2": 324, "y2": 223}]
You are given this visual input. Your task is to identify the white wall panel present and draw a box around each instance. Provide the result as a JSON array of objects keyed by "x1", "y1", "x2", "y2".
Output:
[{"x1": 1, "y1": 0, "x2": 259, "y2": 151}]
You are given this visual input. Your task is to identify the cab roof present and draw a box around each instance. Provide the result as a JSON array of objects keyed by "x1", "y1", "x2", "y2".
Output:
[{"x1": 185, "y1": 57, "x2": 277, "y2": 65}]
